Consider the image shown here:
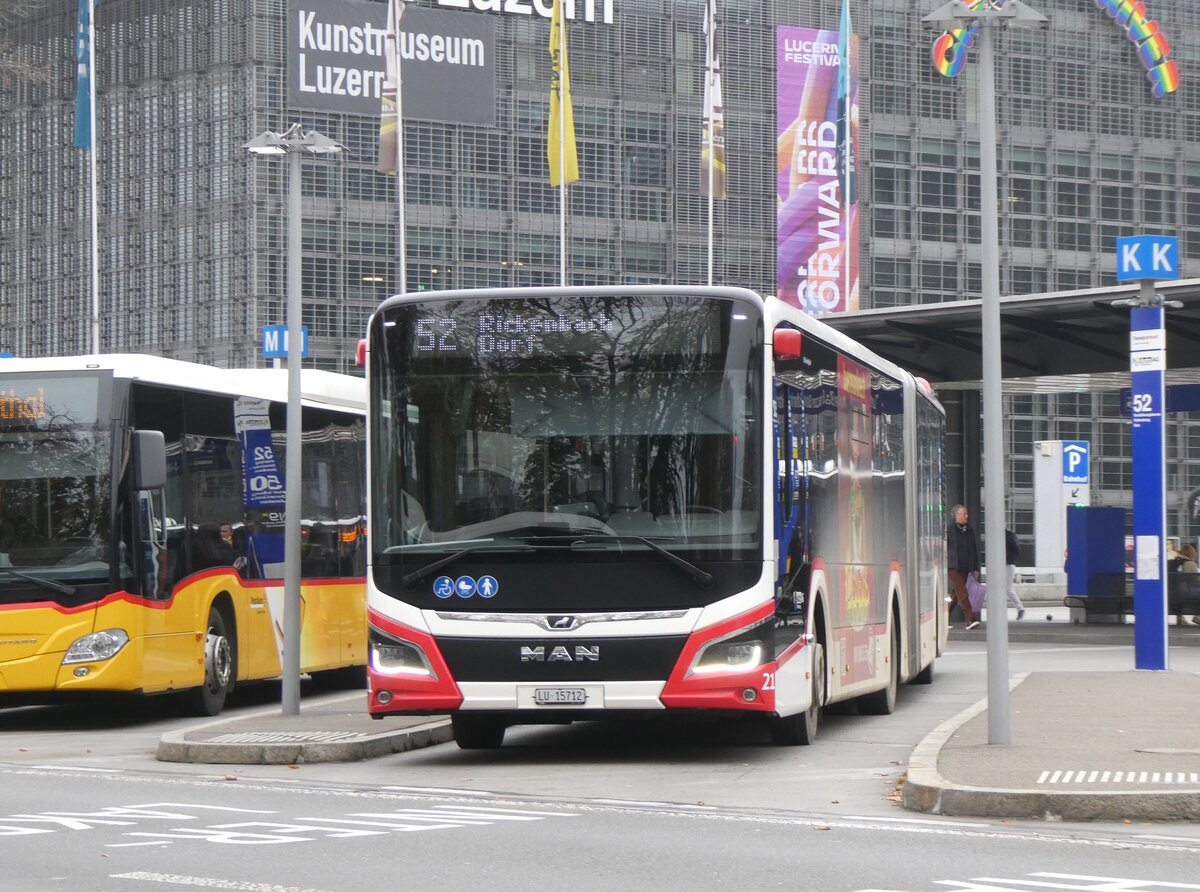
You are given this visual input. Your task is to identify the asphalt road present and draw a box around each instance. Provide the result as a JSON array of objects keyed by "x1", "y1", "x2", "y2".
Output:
[
  {"x1": 1, "y1": 768, "x2": 1199, "y2": 891},
  {"x1": 3, "y1": 640, "x2": 1200, "y2": 891}
]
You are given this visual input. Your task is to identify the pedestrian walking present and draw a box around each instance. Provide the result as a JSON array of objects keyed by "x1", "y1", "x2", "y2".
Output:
[
  {"x1": 1005, "y1": 528, "x2": 1026, "y2": 620},
  {"x1": 947, "y1": 504, "x2": 980, "y2": 630}
]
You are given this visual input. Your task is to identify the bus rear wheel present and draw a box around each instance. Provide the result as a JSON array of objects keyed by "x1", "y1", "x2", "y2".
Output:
[
  {"x1": 188, "y1": 607, "x2": 234, "y2": 717},
  {"x1": 859, "y1": 623, "x2": 899, "y2": 715},
  {"x1": 911, "y1": 658, "x2": 934, "y2": 685},
  {"x1": 452, "y1": 714, "x2": 507, "y2": 749},
  {"x1": 770, "y1": 641, "x2": 823, "y2": 746}
]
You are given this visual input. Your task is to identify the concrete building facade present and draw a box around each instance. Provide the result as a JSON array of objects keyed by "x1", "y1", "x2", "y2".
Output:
[{"x1": 2, "y1": 0, "x2": 1199, "y2": 547}]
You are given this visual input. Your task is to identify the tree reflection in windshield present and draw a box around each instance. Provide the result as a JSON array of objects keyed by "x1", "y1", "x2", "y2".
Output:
[
  {"x1": 373, "y1": 293, "x2": 762, "y2": 558},
  {"x1": 0, "y1": 427, "x2": 110, "y2": 577}
]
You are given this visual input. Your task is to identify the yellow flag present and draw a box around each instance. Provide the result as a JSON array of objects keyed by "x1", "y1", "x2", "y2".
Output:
[
  {"x1": 376, "y1": 0, "x2": 401, "y2": 174},
  {"x1": 548, "y1": 0, "x2": 579, "y2": 187},
  {"x1": 701, "y1": 0, "x2": 726, "y2": 199}
]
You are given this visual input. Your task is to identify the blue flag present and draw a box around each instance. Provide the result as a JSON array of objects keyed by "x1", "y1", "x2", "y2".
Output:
[
  {"x1": 836, "y1": 0, "x2": 856, "y2": 205},
  {"x1": 74, "y1": 0, "x2": 94, "y2": 149}
]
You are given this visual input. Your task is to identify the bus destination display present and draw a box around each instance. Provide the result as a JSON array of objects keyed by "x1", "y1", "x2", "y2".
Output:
[
  {"x1": 415, "y1": 310, "x2": 617, "y2": 357},
  {"x1": 0, "y1": 377, "x2": 100, "y2": 428}
]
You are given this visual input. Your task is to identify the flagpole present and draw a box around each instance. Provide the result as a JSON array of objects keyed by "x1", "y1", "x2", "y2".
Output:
[
  {"x1": 838, "y1": 0, "x2": 853, "y2": 314},
  {"x1": 558, "y1": 6, "x2": 568, "y2": 287},
  {"x1": 393, "y1": 1, "x2": 407, "y2": 293},
  {"x1": 87, "y1": 0, "x2": 100, "y2": 354},
  {"x1": 705, "y1": 2, "x2": 715, "y2": 288},
  {"x1": 702, "y1": 0, "x2": 724, "y2": 288}
]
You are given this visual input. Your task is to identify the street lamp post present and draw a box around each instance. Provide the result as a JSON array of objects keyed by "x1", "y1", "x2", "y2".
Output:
[
  {"x1": 244, "y1": 124, "x2": 346, "y2": 716},
  {"x1": 922, "y1": 0, "x2": 1046, "y2": 745}
]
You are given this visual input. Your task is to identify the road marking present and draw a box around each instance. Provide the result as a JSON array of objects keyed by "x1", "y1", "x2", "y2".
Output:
[
  {"x1": 31, "y1": 765, "x2": 120, "y2": 772},
  {"x1": 427, "y1": 805, "x2": 574, "y2": 818},
  {"x1": 382, "y1": 786, "x2": 495, "y2": 796},
  {"x1": 582, "y1": 799, "x2": 717, "y2": 811},
  {"x1": 1036, "y1": 770, "x2": 1199, "y2": 786},
  {"x1": 1030, "y1": 872, "x2": 1200, "y2": 890},
  {"x1": 1136, "y1": 834, "x2": 1200, "y2": 843},
  {"x1": 111, "y1": 873, "x2": 333, "y2": 891},
  {"x1": 106, "y1": 841, "x2": 172, "y2": 848},
  {"x1": 843, "y1": 815, "x2": 988, "y2": 828},
  {"x1": 859, "y1": 874, "x2": 1200, "y2": 892},
  {"x1": 4, "y1": 770, "x2": 1199, "y2": 856},
  {"x1": 0, "y1": 799, "x2": 578, "y2": 846}
]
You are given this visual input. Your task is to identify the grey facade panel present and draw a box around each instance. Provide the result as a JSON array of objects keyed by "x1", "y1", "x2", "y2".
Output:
[{"x1": 2, "y1": 0, "x2": 1199, "y2": 535}]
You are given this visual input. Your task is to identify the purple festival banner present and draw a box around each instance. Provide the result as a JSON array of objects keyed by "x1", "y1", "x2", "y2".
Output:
[{"x1": 777, "y1": 26, "x2": 859, "y2": 315}]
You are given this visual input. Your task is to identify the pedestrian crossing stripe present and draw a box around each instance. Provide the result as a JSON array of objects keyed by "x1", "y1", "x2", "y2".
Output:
[{"x1": 1037, "y1": 769, "x2": 1200, "y2": 785}]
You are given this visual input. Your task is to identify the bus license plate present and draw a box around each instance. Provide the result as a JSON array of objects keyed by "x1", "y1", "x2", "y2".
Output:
[{"x1": 534, "y1": 687, "x2": 587, "y2": 705}]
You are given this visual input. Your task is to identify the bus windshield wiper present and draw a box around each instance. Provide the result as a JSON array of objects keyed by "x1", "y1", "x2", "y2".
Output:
[
  {"x1": 401, "y1": 543, "x2": 535, "y2": 587},
  {"x1": 526, "y1": 533, "x2": 713, "y2": 587},
  {"x1": 0, "y1": 568, "x2": 77, "y2": 596}
]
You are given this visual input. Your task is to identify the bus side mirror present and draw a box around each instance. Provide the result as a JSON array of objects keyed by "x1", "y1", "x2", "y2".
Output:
[{"x1": 131, "y1": 430, "x2": 167, "y2": 490}]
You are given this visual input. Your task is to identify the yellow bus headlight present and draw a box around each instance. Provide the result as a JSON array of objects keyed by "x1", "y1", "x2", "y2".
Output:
[{"x1": 62, "y1": 629, "x2": 130, "y2": 664}]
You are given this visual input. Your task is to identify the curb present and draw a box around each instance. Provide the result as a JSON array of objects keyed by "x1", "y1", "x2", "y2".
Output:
[
  {"x1": 156, "y1": 719, "x2": 454, "y2": 765},
  {"x1": 155, "y1": 695, "x2": 454, "y2": 765},
  {"x1": 902, "y1": 674, "x2": 1200, "y2": 822}
]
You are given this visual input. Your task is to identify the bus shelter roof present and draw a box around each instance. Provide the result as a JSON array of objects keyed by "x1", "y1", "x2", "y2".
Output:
[{"x1": 822, "y1": 278, "x2": 1200, "y2": 393}]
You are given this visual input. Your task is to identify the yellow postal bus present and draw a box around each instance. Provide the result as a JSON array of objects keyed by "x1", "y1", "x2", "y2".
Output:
[{"x1": 0, "y1": 355, "x2": 366, "y2": 714}]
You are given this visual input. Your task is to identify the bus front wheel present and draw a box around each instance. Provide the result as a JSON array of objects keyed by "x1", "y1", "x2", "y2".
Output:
[
  {"x1": 452, "y1": 714, "x2": 507, "y2": 749},
  {"x1": 770, "y1": 641, "x2": 823, "y2": 746},
  {"x1": 188, "y1": 607, "x2": 234, "y2": 716}
]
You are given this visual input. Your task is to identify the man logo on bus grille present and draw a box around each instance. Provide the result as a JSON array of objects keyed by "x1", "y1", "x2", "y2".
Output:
[
  {"x1": 548, "y1": 615, "x2": 578, "y2": 630},
  {"x1": 520, "y1": 645, "x2": 600, "y2": 662}
]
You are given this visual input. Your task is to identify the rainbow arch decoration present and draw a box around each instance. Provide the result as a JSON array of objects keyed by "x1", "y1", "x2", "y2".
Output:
[{"x1": 931, "y1": 0, "x2": 1179, "y2": 98}]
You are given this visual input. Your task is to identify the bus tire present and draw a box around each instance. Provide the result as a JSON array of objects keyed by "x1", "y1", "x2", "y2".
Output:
[
  {"x1": 770, "y1": 641, "x2": 823, "y2": 746},
  {"x1": 911, "y1": 658, "x2": 934, "y2": 685},
  {"x1": 452, "y1": 714, "x2": 507, "y2": 750},
  {"x1": 310, "y1": 664, "x2": 367, "y2": 690},
  {"x1": 188, "y1": 607, "x2": 234, "y2": 717},
  {"x1": 859, "y1": 623, "x2": 899, "y2": 715}
]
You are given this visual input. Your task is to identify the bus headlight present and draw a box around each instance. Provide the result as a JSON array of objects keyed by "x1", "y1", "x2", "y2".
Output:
[
  {"x1": 370, "y1": 634, "x2": 434, "y2": 677},
  {"x1": 692, "y1": 640, "x2": 764, "y2": 674},
  {"x1": 687, "y1": 617, "x2": 772, "y2": 677},
  {"x1": 63, "y1": 629, "x2": 130, "y2": 665}
]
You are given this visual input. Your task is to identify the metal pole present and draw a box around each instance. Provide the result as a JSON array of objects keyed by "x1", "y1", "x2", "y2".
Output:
[
  {"x1": 282, "y1": 143, "x2": 303, "y2": 716},
  {"x1": 978, "y1": 22, "x2": 1011, "y2": 745},
  {"x1": 87, "y1": 0, "x2": 100, "y2": 354},
  {"x1": 706, "y1": 135, "x2": 715, "y2": 286},
  {"x1": 394, "y1": 1, "x2": 407, "y2": 293}
]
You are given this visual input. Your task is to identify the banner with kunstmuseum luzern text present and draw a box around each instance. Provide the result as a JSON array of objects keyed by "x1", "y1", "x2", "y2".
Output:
[{"x1": 287, "y1": 0, "x2": 496, "y2": 126}]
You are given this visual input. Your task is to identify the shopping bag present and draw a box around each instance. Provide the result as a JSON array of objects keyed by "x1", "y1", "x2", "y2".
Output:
[{"x1": 966, "y1": 574, "x2": 987, "y2": 614}]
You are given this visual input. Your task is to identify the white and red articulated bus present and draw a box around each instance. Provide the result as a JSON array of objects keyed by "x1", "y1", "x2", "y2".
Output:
[{"x1": 364, "y1": 286, "x2": 947, "y2": 748}]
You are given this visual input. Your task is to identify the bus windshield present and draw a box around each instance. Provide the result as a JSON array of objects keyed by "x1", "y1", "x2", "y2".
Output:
[
  {"x1": 371, "y1": 293, "x2": 763, "y2": 575},
  {"x1": 0, "y1": 376, "x2": 112, "y2": 586}
]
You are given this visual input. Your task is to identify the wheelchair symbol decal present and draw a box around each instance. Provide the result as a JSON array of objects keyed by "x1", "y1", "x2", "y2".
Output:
[{"x1": 433, "y1": 576, "x2": 454, "y2": 599}]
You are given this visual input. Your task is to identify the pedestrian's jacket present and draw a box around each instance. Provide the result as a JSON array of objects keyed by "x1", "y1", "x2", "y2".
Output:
[
  {"x1": 947, "y1": 520, "x2": 980, "y2": 573},
  {"x1": 1005, "y1": 529, "x2": 1021, "y2": 565}
]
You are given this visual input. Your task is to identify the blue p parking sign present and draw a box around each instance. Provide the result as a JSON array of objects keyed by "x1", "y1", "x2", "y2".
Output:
[{"x1": 1061, "y1": 441, "x2": 1089, "y2": 485}]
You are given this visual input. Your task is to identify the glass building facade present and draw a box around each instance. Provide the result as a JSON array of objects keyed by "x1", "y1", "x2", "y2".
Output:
[{"x1": 2, "y1": 0, "x2": 1199, "y2": 548}]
